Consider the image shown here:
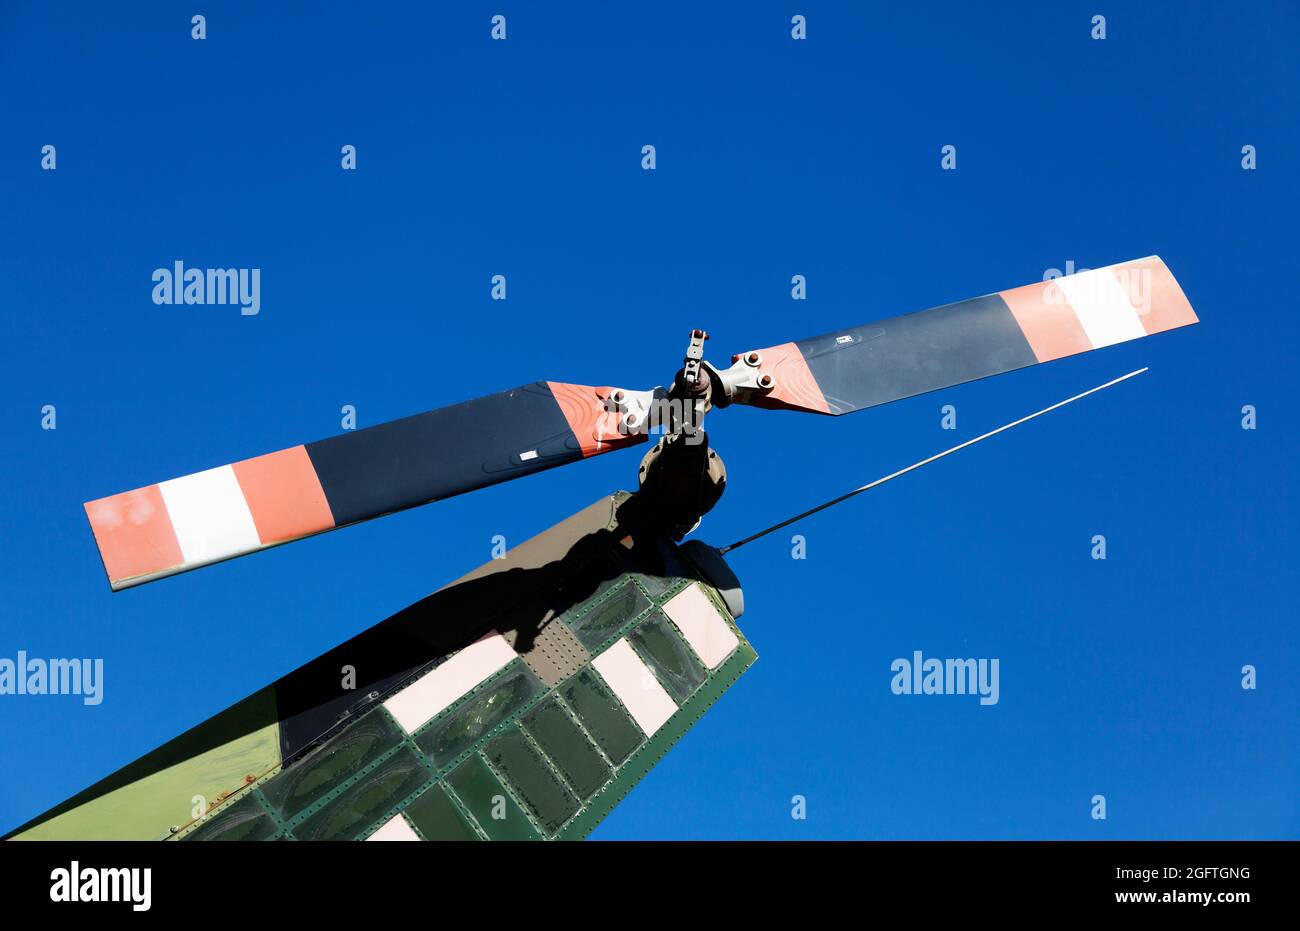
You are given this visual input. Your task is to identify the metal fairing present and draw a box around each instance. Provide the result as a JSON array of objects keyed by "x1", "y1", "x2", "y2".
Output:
[{"x1": 7, "y1": 492, "x2": 756, "y2": 841}]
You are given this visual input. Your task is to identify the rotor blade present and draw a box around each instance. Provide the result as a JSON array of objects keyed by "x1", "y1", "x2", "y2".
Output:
[
  {"x1": 85, "y1": 381, "x2": 643, "y2": 590},
  {"x1": 732, "y1": 256, "x2": 1195, "y2": 415}
]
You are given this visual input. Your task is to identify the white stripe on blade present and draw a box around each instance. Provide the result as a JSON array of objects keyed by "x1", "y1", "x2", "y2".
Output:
[
  {"x1": 662, "y1": 583, "x2": 739, "y2": 669},
  {"x1": 591, "y1": 638, "x2": 677, "y2": 736},
  {"x1": 1055, "y1": 268, "x2": 1147, "y2": 349},
  {"x1": 383, "y1": 631, "x2": 517, "y2": 733},
  {"x1": 366, "y1": 814, "x2": 420, "y2": 841},
  {"x1": 158, "y1": 465, "x2": 261, "y2": 566}
]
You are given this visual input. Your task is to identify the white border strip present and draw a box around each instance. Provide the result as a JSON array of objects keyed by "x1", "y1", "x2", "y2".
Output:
[
  {"x1": 591, "y1": 638, "x2": 677, "y2": 736},
  {"x1": 366, "y1": 813, "x2": 421, "y2": 841},
  {"x1": 1056, "y1": 268, "x2": 1146, "y2": 349},
  {"x1": 158, "y1": 465, "x2": 261, "y2": 566},
  {"x1": 662, "y1": 583, "x2": 739, "y2": 669},
  {"x1": 383, "y1": 631, "x2": 517, "y2": 733}
]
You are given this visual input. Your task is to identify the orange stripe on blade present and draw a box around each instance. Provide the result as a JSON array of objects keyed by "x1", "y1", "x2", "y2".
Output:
[
  {"x1": 1106, "y1": 255, "x2": 1199, "y2": 336},
  {"x1": 231, "y1": 445, "x2": 336, "y2": 544},
  {"x1": 745, "y1": 343, "x2": 832, "y2": 414},
  {"x1": 84, "y1": 485, "x2": 184, "y2": 587},
  {"x1": 999, "y1": 279, "x2": 1093, "y2": 362},
  {"x1": 547, "y1": 382, "x2": 642, "y2": 457}
]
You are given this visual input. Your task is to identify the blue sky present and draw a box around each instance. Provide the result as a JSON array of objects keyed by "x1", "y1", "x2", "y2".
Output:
[{"x1": 1, "y1": 1, "x2": 1296, "y2": 839}]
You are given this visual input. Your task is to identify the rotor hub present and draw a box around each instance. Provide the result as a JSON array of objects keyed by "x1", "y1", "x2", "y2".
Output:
[{"x1": 636, "y1": 431, "x2": 727, "y2": 540}]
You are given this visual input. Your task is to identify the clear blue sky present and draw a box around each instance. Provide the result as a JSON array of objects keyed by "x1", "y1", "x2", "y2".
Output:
[{"x1": 1, "y1": 1, "x2": 1296, "y2": 839}]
